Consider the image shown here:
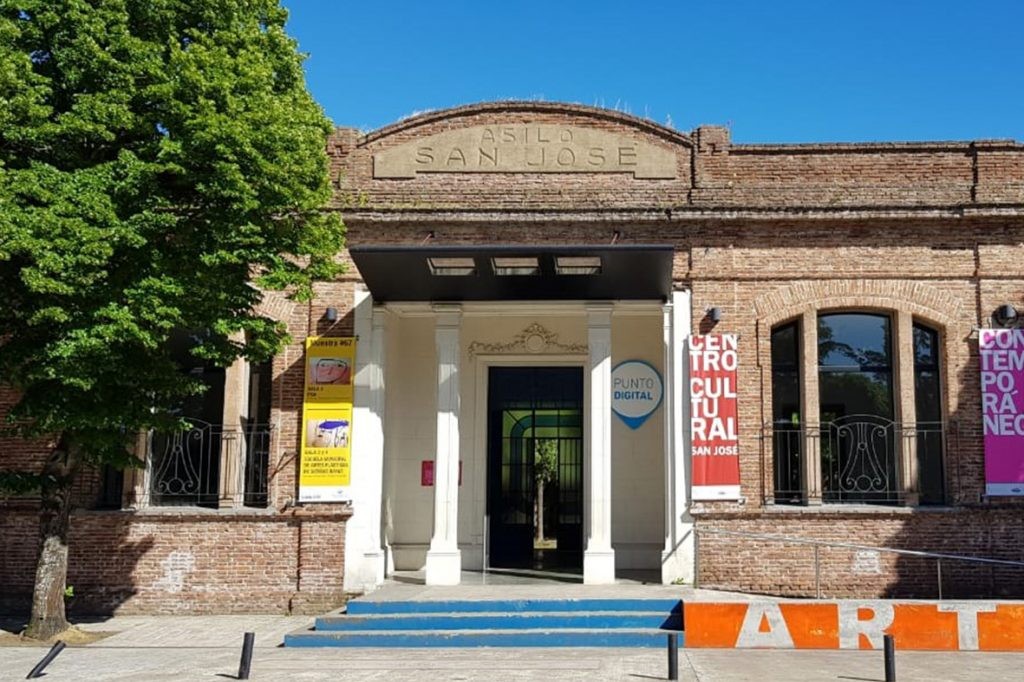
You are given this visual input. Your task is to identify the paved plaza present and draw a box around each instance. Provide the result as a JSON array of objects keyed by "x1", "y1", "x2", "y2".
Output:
[{"x1": 1, "y1": 614, "x2": 1023, "y2": 681}]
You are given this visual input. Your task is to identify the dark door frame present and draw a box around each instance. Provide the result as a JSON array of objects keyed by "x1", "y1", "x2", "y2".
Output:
[{"x1": 485, "y1": 364, "x2": 585, "y2": 572}]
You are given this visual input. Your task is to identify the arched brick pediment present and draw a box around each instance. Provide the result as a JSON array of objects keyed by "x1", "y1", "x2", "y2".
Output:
[
  {"x1": 361, "y1": 101, "x2": 692, "y2": 148},
  {"x1": 754, "y1": 280, "x2": 962, "y2": 329},
  {"x1": 350, "y1": 101, "x2": 691, "y2": 184}
]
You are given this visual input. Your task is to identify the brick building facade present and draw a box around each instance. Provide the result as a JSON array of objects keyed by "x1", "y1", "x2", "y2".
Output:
[{"x1": 3, "y1": 101, "x2": 1024, "y2": 613}]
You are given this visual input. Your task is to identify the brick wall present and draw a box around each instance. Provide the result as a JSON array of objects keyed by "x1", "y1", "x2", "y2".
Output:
[
  {"x1": 3, "y1": 100, "x2": 1024, "y2": 606},
  {"x1": 1, "y1": 285, "x2": 356, "y2": 615},
  {"x1": 328, "y1": 101, "x2": 1024, "y2": 598},
  {"x1": 694, "y1": 511, "x2": 1024, "y2": 599},
  {"x1": 0, "y1": 508, "x2": 349, "y2": 615},
  {"x1": 332, "y1": 101, "x2": 1023, "y2": 212},
  {"x1": 269, "y1": 280, "x2": 355, "y2": 510}
]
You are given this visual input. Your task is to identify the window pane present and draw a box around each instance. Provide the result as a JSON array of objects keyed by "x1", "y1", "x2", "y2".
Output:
[
  {"x1": 772, "y1": 371, "x2": 801, "y2": 425},
  {"x1": 152, "y1": 329, "x2": 224, "y2": 508},
  {"x1": 555, "y1": 256, "x2": 601, "y2": 275},
  {"x1": 771, "y1": 322, "x2": 799, "y2": 369},
  {"x1": 428, "y1": 257, "x2": 475, "y2": 276},
  {"x1": 913, "y1": 324, "x2": 939, "y2": 368},
  {"x1": 916, "y1": 370, "x2": 945, "y2": 504},
  {"x1": 492, "y1": 257, "x2": 540, "y2": 276},
  {"x1": 818, "y1": 313, "x2": 892, "y2": 370},
  {"x1": 914, "y1": 370, "x2": 941, "y2": 423},
  {"x1": 820, "y1": 371, "x2": 894, "y2": 420},
  {"x1": 771, "y1": 322, "x2": 802, "y2": 504},
  {"x1": 817, "y1": 313, "x2": 896, "y2": 504},
  {"x1": 913, "y1": 323, "x2": 945, "y2": 505},
  {"x1": 244, "y1": 360, "x2": 273, "y2": 508}
]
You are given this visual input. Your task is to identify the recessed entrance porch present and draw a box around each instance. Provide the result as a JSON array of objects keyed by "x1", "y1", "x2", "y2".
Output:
[{"x1": 342, "y1": 244, "x2": 696, "y2": 590}]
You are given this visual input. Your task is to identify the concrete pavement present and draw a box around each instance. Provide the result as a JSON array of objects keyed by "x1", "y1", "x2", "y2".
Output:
[{"x1": 1, "y1": 614, "x2": 1023, "y2": 680}]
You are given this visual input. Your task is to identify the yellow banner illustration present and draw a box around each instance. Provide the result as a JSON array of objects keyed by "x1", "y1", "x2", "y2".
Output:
[{"x1": 298, "y1": 336, "x2": 356, "y2": 502}]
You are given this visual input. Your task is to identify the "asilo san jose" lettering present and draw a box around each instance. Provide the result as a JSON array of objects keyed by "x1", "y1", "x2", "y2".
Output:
[{"x1": 413, "y1": 125, "x2": 639, "y2": 172}]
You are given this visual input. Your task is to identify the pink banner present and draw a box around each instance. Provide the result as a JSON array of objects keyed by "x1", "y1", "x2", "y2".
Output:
[{"x1": 980, "y1": 329, "x2": 1024, "y2": 496}]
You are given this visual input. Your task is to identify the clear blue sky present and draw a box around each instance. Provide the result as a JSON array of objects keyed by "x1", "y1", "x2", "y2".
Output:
[{"x1": 283, "y1": 0, "x2": 1024, "y2": 143}]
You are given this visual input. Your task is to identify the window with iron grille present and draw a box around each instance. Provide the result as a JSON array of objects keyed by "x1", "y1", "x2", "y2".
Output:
[
  {"x1": 145, "y1": 331, "x2": 273, "y2": 509},
  {"x1": 769, "y1": 312, "x2": 946, "y2": 506}
]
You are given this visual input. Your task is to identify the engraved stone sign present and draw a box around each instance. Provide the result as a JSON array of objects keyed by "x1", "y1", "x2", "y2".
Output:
[{"x1": 373, "y1": 124, "x2": 677, "y2": 179}]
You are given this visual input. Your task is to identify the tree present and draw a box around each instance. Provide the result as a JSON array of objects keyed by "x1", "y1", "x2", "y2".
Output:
[
  {"x1": 533, "y1": 438, "x2": 557, "y2": 542},
  {"x1": 0, "y1": 0, "x2": 343, "y2": 639}
]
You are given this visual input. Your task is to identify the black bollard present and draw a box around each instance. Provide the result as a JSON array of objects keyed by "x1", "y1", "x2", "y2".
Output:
[
  {"x1": 238, "y1": 631, "x2": 255, "y2": 680},
  {"x1": 883, "y1": 633, "x2": 896, "y2": 682},
  {"x1": 667, "y1": 632, "x2": 678, "y2": 681},
  {"x1": 26, "y1": 640, "x2": 66, "y2": 679}
]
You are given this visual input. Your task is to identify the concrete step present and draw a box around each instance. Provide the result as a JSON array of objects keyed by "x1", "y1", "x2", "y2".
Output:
[
  {"x1": 284, "y1": 627, "x2": 684, "y2": 648},
  {"x1": 316, "y1": 611, "x2": 682, "y2": 631},
  {"x1": 346, "y1": 598, "x2": 682, "y2": 615}
]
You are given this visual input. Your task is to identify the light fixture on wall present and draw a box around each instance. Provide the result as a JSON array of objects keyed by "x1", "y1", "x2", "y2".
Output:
[
  {"x1": 707, "y1": 307, "x2": 723, "y2": 323},
  {"x1": 994, "y1": 304, "x2": 1018, "y2": 328},
  {"x1": 324, "y1": 307, "x2": 338, "y2": 322}
]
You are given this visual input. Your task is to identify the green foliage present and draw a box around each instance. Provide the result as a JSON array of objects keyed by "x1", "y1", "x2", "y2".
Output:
[
  {"x1": 0, "y1": 470, "x2": 43, "y2": 496},
  {"x1": 533, "y1": 438, "x2": 558, "y2": 485},
  {"x1": 0, "y1": 1, "x2": 344, "y2": 471}
]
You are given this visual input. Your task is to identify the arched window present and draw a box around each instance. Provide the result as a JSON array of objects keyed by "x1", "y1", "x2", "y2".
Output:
[
  {"x1": 818, "y1": 313, "x2": 896, "y2": 503},
  {"x1": 769, "y1": 311, "x2": 946, "y2": 506}
]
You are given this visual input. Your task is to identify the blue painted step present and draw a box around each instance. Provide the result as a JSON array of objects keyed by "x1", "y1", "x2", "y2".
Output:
[
  {"x1": 316, "y1": 611, "x2": 682, "y2": 631},
  {"x1": 283, "y1": 597, "x2": 685, "y2": 648},
  {"x1": 284, "y1": 628, "x2": 684, "y2": 648},
  {"x1": 346, "y1": 598, "x2": 682, "y2": 615}
]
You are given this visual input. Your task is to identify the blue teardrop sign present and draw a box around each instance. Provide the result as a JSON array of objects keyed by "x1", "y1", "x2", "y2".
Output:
[{"x1": 611, "y1": 360, "x2": 664, "y2": 430}]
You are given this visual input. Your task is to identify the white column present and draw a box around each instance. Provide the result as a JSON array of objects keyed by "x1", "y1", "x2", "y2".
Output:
[
  {"x1": 662, "y1": 291, "x2": 696, "y2": 584},
  {"x1": 344, "y1": 290, "x2": 388, "y2": 592},
  {"x1": 584, "y1": 303, "x2": 615, "y2": 584},
  {"x1": 425, "y1": 305, "x2": 463, "y2": 585}
]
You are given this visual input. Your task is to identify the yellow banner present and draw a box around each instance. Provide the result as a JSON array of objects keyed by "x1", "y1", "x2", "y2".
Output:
[{"x1": 298, "y1": 336, "x2": 356, "y2": 502}]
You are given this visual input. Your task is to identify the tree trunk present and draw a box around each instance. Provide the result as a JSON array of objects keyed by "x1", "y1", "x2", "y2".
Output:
[
  {"x1": 536, "y1": 480, "x2": 544, "y2": 542},
  {"x1": 24, "y1": 439, "x2": 81, "y2": 641}
]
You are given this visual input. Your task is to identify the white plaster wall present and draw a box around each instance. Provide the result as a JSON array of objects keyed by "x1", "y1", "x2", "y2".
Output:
[
  {"x1": 458, "y1": 313, "x2": 588, "y2": 570},
  {"x1": 382, "y1": 308, "x2": 666, "y2": 573},
  {"x1": 383, "y1": 316, "x2": 436, "y2": 569},
  {"x1": 611, "y1": 313, "x2": 666, "y2": 570}
]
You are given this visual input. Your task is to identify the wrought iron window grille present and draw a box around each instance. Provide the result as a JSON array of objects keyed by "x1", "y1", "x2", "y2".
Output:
[
  {"x1": 763, "y1": 416, "x2": 948, "y2": 506},
  {"x1": 146, "y1": 418, "x2": 274, "y2": 508}
]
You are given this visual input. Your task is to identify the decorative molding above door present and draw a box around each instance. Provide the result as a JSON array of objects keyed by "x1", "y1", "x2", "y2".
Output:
[{"x1": 468, "y1": 323, "x2": 587, "y2": 357}]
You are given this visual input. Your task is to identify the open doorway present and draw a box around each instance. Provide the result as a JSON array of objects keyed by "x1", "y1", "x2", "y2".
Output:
[{"x1": 487, "y1": 366, "x2": 584, "y2": 573}]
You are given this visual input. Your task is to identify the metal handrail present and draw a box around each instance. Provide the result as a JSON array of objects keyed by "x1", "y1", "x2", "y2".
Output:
[
  {"x1": 697, "y1": 527, "x2": 1024, "y2": 568},
  {"x1": 695, "y1": 526, "x2": 1024, "y2": 599}
]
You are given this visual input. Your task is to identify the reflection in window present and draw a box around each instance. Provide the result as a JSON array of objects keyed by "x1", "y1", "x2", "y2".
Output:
[
  {"x1": 914, "y1": 323, "x2": 945, "y2": 504},
  {"x1": 818, "y1": 313, "x2": 897, "y2": 503},
  {"x1": 771, "y1": 322, "x2": 802, "y2": 503},
  {"x1": 147, "y1": 331, "x2": 274, "y2": 509},
  {"x1": 818, "y1": 313, "x2": 894, "y2": 419},
  {"x1": 769, "y1": 311, "x2": 947, "y2": 507},
  {"x1": 149, "y1": 330, "x2": 225, "y2": 507}
]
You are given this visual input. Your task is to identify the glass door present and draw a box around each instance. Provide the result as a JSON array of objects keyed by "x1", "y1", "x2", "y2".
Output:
[{"x1": 487, "y1": 366, "x2": 583, "y2": 570}]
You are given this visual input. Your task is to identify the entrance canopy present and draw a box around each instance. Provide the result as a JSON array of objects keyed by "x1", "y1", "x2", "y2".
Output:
[{"x1": 349, "y1": 244, "x2": 674, "y2": 302}]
